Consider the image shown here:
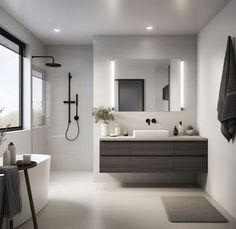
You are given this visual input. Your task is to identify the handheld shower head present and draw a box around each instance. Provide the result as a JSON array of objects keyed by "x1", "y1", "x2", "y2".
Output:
[{"x1": 32, "y1": 55, "x2": 61, "y2": 67}]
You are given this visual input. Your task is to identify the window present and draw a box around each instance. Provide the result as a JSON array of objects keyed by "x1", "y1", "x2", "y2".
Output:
[
  {"x1": 0, "y1": 27, "x2": 25, "y2": 131},
  {"x1": 32, "y1": 70, "x2": 45, "y2": 127}
]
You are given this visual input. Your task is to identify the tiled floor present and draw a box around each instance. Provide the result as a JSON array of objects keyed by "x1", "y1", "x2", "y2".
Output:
[{"x1": 17, "y1": 171, "x2": 236, "y2": 229}]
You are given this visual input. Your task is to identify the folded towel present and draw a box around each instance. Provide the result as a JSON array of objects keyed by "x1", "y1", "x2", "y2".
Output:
[
  {"x1": 217, "y1": 36, "x2": 236, "y2": 141},
  {"x1": 0, "y1": 166, "x2": 22, "y2": 228},
  {"x1": 0, "y1": 174, "x2": 5, "y2": 228}
]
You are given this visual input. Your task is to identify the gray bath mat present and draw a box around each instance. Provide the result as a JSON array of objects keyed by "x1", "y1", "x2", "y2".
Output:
[{"x1": 161, "y1": 196, "x2": 228, "y2": 223}]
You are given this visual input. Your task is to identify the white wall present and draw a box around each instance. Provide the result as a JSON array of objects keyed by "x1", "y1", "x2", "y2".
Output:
[
  {"x1": 46, "y1": 45, "x2": 93, "y2": 170},
  {"x1": 1, "y1": 130, "x2": 31, "y2": 155},
  {"x1": 32, "y1": 127, "x2": 48, "y2": 154},
  {"x1": 94, "y1": 35, "x2": 198, "y2": 182},
  {"x1": 0, "y1": 7, "x2": 45, "y2": 56},
  {"x1": 0, "y1": 7, "x2": 47, "y2": 156},
  {"x1": 198, "y1": 0, "x2": 236, "y2": 219}
]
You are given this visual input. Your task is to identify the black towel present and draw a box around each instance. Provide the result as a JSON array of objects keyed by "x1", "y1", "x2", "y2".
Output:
[
  {"x1": 0, "y1": 174, "x2": 5, "y2": 228},
  {"x1": 0, "y1": 166, "x2": 22, "y2": 228},
  {"x1": 217, "y1": 36, "x2": 236, "y2": 141}
]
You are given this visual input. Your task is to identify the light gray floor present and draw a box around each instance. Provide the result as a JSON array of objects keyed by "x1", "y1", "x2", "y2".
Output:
[{"x1": 17, "y1": 171, "x2": 236, "y2": 229}]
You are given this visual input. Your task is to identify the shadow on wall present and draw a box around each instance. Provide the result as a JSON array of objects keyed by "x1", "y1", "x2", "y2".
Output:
[{"x1": 198, "y1": 173, "x2": 207, "y2": 189}]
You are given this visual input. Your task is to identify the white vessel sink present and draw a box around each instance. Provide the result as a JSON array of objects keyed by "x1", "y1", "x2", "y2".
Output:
[{"x1": 133, "y1": 130, "x2": 169, "y2": 138}]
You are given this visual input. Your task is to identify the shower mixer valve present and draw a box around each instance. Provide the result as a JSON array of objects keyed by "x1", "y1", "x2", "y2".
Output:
[
  {"x1": 74, "y1": 115, "x2": 79, "y2": 121},
  {"x1": 64, "y1": 95, "x2": 79, "y2": 121}
]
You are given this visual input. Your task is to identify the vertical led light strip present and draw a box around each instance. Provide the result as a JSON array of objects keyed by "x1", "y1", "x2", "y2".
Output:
[
  {"x1": 180, "y1": 60, "x2": 184, "y2": 110},
  {"x1": 110, "y1": 60, "x2": 115, "y2": 108}
]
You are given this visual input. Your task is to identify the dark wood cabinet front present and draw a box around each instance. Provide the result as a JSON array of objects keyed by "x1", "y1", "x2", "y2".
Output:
[
  {"x1": 131, "y1": 156, "x2": 174, "y2": 172},
  {"x1": 175, "y1": 142, "x2": 207, "y2": 156},
  {"x1": 100, "y1": 156, "x2": 130, "y2": 172},
  {"x1": 174, "y1": 157, "x2": 207, "y2": 172},
  {"x1": 100, "y1": 142, "x2": 130, "y2": 156},
  {"x1": 131, "y1": 142, "x2": 174, "y2": 156},
  {"x1": 100, "y1": 140, "x2": 208, "y2": 173}
]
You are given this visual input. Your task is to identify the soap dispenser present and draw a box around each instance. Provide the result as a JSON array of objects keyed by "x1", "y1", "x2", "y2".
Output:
[
  {"x1": 8, "y1": 142, "x2": 16, "y2": 165},
  {"x1": 178, "y1": 121, "x2": 185, "y2": 136},
  {"x1": 173, "y1": 126, "x2": 178, "y2": 136}
]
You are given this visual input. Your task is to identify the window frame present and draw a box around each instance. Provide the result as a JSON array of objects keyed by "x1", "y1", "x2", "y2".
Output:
[{"x1": 0, "y1": 27, "x2": 25, "y2": 131}]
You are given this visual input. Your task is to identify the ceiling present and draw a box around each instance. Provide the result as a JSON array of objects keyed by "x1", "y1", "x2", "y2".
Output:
[{"x1": 0, "y1": 0, "x2": 229, "y2": 45}]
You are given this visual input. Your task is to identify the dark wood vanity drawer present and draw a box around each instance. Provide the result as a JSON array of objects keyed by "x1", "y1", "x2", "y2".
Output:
[
  {"x1": 100, "y1": 156, "x2": 130, "y2": 172},
  {"x1": 174, "y1": 157, "x2": 207, "y2": 172},
  {"x1": 100, "y1": 142, "x2": 130, "y2": 156},
  {"x1": 175, "y1": 142, "x2": 207, "y2": 156},
  {"x1": 131, "y1": 142, "x2": 174, "y2": 156},
  {"x1": 131, "y1": 156, "x2": 174, "y2": 172}
]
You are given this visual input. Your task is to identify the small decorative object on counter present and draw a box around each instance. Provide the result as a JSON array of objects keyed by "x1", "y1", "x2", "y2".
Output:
[
  {"x1": 115, "y1": 126, "x2": 121, "y2": 136},
  {"x1": 8, "y1": 142, "x2": 16, "y2": 165},
  {"x1": 173, "y1": 126, "x2": 178, "y2": 136},
  {"x1": 23, "y1": 154, "x2": 31, "y2": 165},
  {"x1": 3, "y1": 149, "x2": 11, "y2": 165},
  {"x1": 178, "y1": 121, "x2": 185, "y2": 136},
  {"x1": 109, "y1": 123, "x2": 116, "y2": 136},
  {"x1": 186, "y1": 125, "x2": 194, "y2": 136},
  {"x1": 123, "y1": 129, "x2": 128, "y2": 136},
  {"x1": 92, "y1": 106, "x2": 114, "y2": 137},
  {"x1": 109, "y1": 133, "x2": 117, "y2": 137}
]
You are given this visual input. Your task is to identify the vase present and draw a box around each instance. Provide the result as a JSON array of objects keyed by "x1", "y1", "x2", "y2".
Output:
[{"x1": 101, "y1": 123, "x2": 109, "y2": 136}]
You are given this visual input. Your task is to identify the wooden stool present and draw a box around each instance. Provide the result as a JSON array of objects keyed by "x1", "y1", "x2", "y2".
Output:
[{"x1": 10, "y1": 162, "x2": 38, "y2": 229}]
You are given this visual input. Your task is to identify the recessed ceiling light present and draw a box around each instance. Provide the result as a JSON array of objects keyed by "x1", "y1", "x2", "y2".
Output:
[
  {"x1": 146, "y1": 26, "x2": 153, "y2": 30},
  {"x1": 54, "y1": 28, "x2": 61, "y2": 33}
]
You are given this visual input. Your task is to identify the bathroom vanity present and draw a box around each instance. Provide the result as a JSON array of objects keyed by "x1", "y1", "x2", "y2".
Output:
[{"x1": 99, "y1": 136, "x2": 208, "y2": 173}]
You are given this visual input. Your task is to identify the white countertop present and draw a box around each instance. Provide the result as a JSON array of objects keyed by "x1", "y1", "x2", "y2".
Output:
[{"x1": 100, "y1": 135, "x2": 207, "y2": 141}]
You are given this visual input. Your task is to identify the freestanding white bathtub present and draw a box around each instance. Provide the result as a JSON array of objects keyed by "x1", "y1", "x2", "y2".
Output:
[{"x1": 0, "y1": 154, "x2": 51, "y2": 228}]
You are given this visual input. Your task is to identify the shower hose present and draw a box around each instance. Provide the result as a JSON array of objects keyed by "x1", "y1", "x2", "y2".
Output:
[{"x1": 65, "y1": 119, "x2": 80, "y2": 141}]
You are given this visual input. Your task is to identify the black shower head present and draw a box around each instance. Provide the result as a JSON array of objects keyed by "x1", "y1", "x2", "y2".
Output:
[
  {"x1": 32, "y1": 55, "x2": 61, "y2": 67},
  {"x1": 45, "y1": 62, "x2": 61, "y2": 67}
]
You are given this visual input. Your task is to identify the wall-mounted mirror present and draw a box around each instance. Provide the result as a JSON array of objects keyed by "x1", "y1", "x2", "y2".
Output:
[{"x1": 114, "y1": 58, "x2": 183, "y2": 112}]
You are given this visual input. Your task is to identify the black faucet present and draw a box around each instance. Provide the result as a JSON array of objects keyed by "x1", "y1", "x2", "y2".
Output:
[
  {"x1": 146, "y1": 118, "x2": 159, "y2": 126},
  {"x1": 151, "y1": 119, "x2": 158, "y2": 124}
]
